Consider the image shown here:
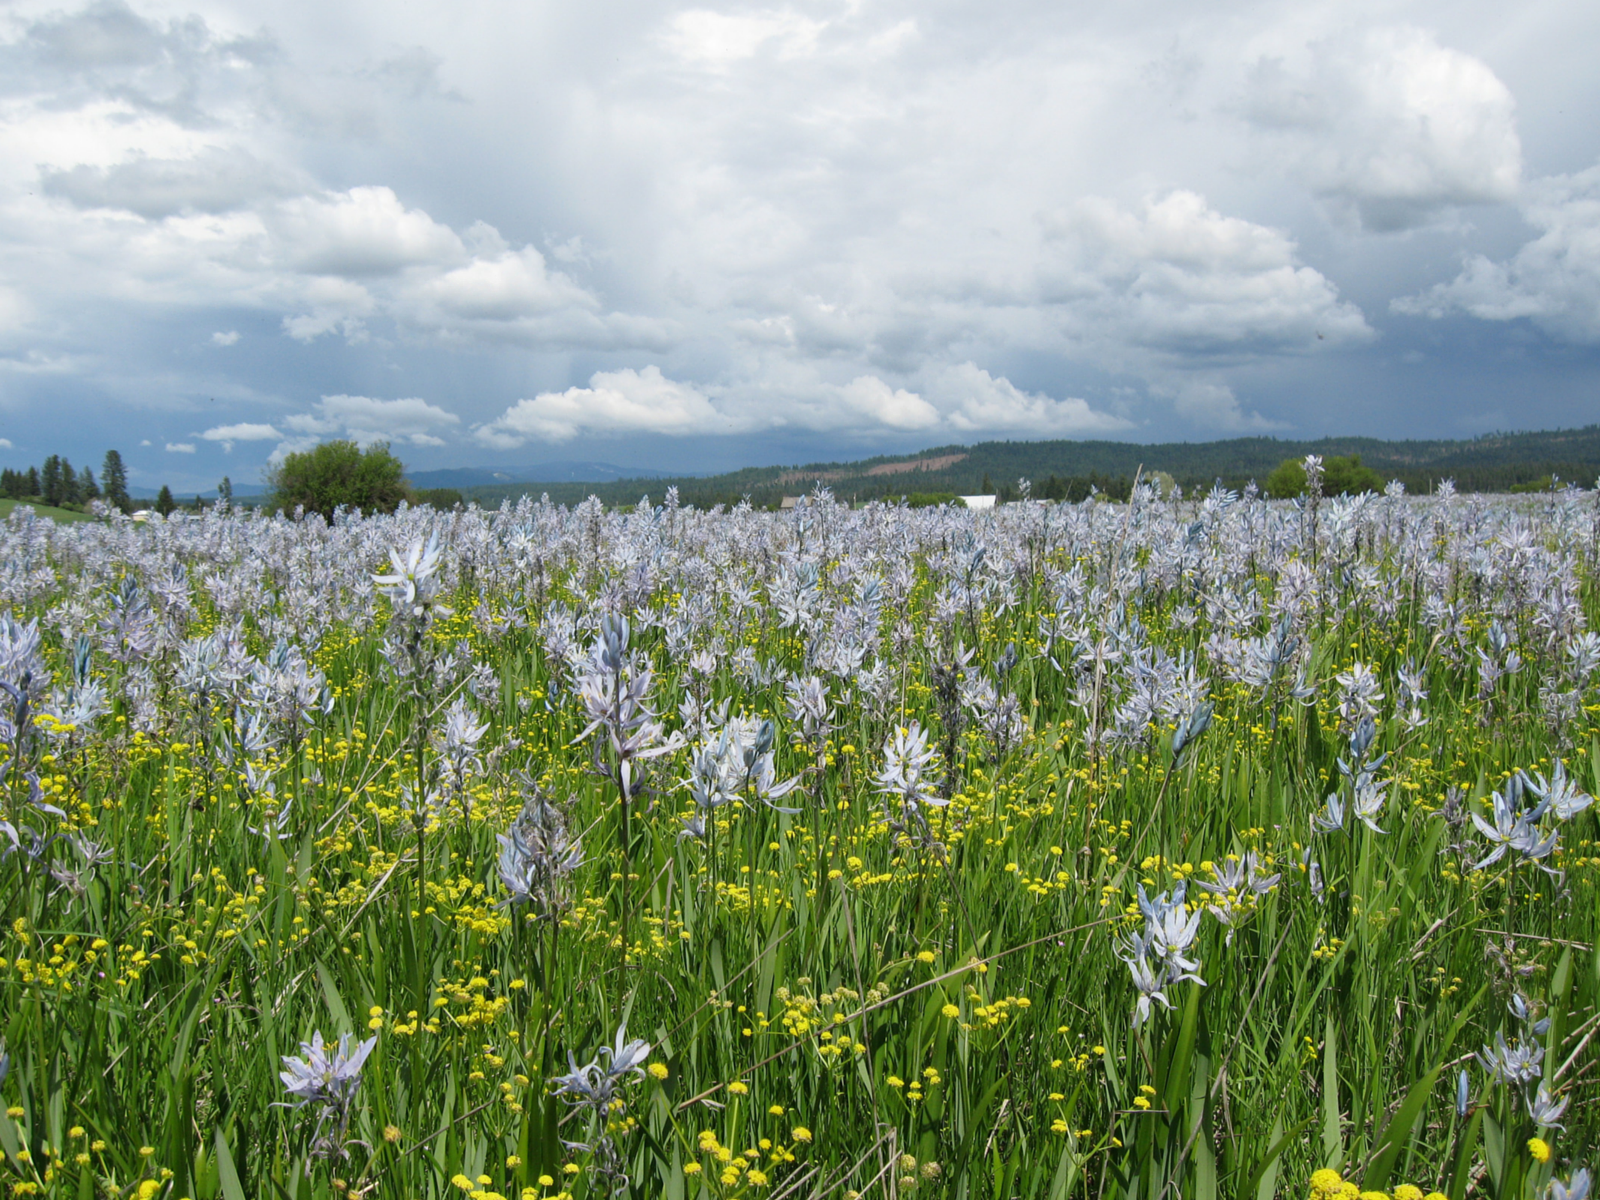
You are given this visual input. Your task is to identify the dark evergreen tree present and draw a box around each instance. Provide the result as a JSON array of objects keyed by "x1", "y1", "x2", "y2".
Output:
[
  {"x1": 218, "y1": 476, "x2": 233, "y2": 506},
  {"x1": 40, "y1": 456, "x2": 63, "y2": 506},
  {"x1": 60, "y1": 458, "x2": 81, "y2": 505},
  {"x1": 154, "y1": 485, "x2": 176, "y2": 516},
  {"x1": 81, "y1": 466, "x2": 100, "y2": 500},
  {"x1": 100, "y1": 450, "x2": 130, "y2": 512},
  {"x1": 25, "y1": 466, "x2": 39, "y2": 497}
]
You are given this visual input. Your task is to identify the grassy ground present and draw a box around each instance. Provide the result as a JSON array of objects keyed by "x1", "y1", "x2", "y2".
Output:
[
  {"x1": 0, "y1": 497, "x2": 96, "y2": 522},
  {"x1": 0, "y1": 494, "x2": 1594, "y2": 1200}
]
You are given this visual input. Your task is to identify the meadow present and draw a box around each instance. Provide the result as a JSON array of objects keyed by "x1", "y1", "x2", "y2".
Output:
[{"x1": 0, "y1": 472, "x2": 1595, "y2": 1200}]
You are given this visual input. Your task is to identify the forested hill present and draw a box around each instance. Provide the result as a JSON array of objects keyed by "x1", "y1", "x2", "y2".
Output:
[{"x1": 461, "y1": 425, "x2": 1600, "y2": 509}]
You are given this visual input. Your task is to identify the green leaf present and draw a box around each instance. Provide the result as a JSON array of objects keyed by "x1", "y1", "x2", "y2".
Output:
[
  {"x1": 1449, "y1": 1108, "x2": 1483, "y2": 1200},
  {"x1": 1363, "y1": 1064, "x2": 1441, "y2": 1191},
  {"x1": 317, "y1": 960, "x2": 354, "y2": 1035},
  {"x1": 215, "y1": 1129, "x2": 248, "y2": 1200},
  {"x1": 1160, "y1": 981, "x2": 1201, "y2": 1113},
  {"x1": 1322, "y1": 1014, "x2": 1342, "y2": 1169},
  {"x1": 1244, "y1": 1113, "x2": 1313, "y2": 1200}
]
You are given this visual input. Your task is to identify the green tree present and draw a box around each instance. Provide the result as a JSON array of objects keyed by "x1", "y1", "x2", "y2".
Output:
[
  {"x1": 101, "y1": 450, "x2": 131, "y2": 512},
  {"x1": 218, "y1": 476, "x2": 233, "y2": 506},
  {"x1": 59, "y1": 457, "x2": 81, "y2": 505},
  {"x1": 266, "y1": 440, "x2": 411, "y2": 519},
  {"x1": 81, "y1": 466, "x2": 100, "y2": 501},
  {"x1": 154, "y1": 485, "x2": 176, "y2": 516},
  {"x1": 25, "y1": 466, "x2": 39, "y2": 497},
  {"x1": 413, "y1": 487, "x2": 463, "y2": 510},
  {"x1": 1326, "y1": 454, "x2": 1383, "y2": 495},
  {"x1": 41, "y1": 455, "x2": 62, "y2": 506},
  {"x1": 1265, "y1": 454, "x2": 1384, "y2": 499},
  {"x1": 1264, "y1": 458, "x2": 1305, "y2": 499}
]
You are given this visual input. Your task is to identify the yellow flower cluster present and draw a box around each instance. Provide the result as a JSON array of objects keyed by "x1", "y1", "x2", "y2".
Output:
[
  {"x1": 1307, "y1": 1170, "x2": 1445, "y2": 1200},
  {"x1": 694, "y1": 1125, "x2": 803, "y2": 1189},
  {"x1": 966, "y1": 992, "x2": 1031, "y2": 1029}
]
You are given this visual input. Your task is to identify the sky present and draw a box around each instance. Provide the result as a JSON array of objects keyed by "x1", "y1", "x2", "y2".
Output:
[{"x1": 0, "y1": 0, "x2": 1598, "y2": 493}]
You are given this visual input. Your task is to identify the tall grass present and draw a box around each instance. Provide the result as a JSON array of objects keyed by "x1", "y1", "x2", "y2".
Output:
[{"x1": 0, "y1": 488, "x2": 1594, "y2": 1200}]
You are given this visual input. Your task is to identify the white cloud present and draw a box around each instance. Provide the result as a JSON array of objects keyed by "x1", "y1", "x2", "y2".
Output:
[
  {"x1": 2, "y1": 0, "x2": 1596, "y2": 452},
  {"x1": 664, "y1": 9, "x2": 825, "y2": 66},
  {"x1": 475, "y1": 360, "x2": 1139, "y2": 443},
  {"x1": 0, "y1": 438, "x2": 12, "y2": 449},
  {"x1": 1157, "y1": 379, "x2": 1282, "y2": 432},
  {"x1": 931, "y1": 364, "x2": 1133, "y2": 435},
  {"x1": 0, "y1": 286, "x2": 34, "y2": 334},
  {"x1": 211, "y1": 330, "x2": 239, "y2": 346},
  {"x1": 297, "y1": 394, "x2": 461, "y2": 447},
  {"x1": 1394, "y1": 163, "x2": 1600, "y2": 342},
  {"x1": 410, "y1": 247, "x2": 593, "y2": 321},
  {"x1": 279, "y1": 275, "x2": 375, "y2": 343},
  {"x1": 267, "y1": 186, "x2": 464, "y2": 277},
  {"x1": 1241, "y1": 27, "x2": 1521, "y2": 230},
  {"x1": 1037, "y1": 191, "x2": 1372, "y2": 357},
  {"x1": 199, "y1": 422, "x2": 280, "y2": 452},
  {"x1": 166, "y1": 441, "x2": 195, "y2": 452},
  {"x1": 838, "y1": 376, "x2": 939, "y2": 431},
  {"x1": 40, "y1": 147, "x2": 305, "y2": 219},
  {"x1": 475, "y1": 366, "x2": 725, "y2": 445},
  {"x1": 393, "y1": 245, "x2": 669, "y2": 347}
]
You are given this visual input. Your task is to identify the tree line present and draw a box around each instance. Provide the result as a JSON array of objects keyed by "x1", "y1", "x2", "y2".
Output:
[{"x1": 0, "y1": 450, "x2": 133, "y2": 512}]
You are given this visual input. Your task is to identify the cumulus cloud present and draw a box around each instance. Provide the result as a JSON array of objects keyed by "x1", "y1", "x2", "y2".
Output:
[
  {"x1": 4, "y1": 0, "x2": 277, "y2": 124},
  {"x1": 0, "y1": 438, "x2": 12, "y2": 449},
  {"x1": 2, "y1": 0, "x2": 1596, "y2": 456},
  {"x1": 475, "y1": 366, "x2": 726, "y2": 445},
  {"x1": 40, "y1": 147, "x2": 303, "y2": 219},
  {"x1": 930, "y1": 364, "x2": 1133, "y2": 435},
  {"x1": 394, "y1": 245, "x2": 671, "y2": 348},
  {"x1": 199, "y1": 422, "x2": 280, "y2": 452},
  {"x1": 835, "y1": 376, "x2": 939, "y2": 431},
  {"x1": 279, "y1": 275, "x2": 376, "y2": 344},
  {"x1": 1394, "y1": 164, "x2": 1600, "y2": 342},
  {"x1": 474, "y1": 360, "x2": 1137, "y2": 443},
  {"x1": 21, "y1": 153, "x2": 667, "y2": 349},
  {"x1": 268, "y1": 186, "x2": 464, "y2": 278},
  {"x1": 166, "y1": 441, "x2": 195, "y2": 452},
  {"x1": 1240, "y1": 27, "x2": 1521, "y2": 231},
  {"x1": 285, "y1": 394, "x2": 461, "y2": 447},
  {"x1": 211, "y1": 330, "x2": 239, "y2": 346},
  {"x1": 1156, "y1": 379, "x2": 1282, "y2": 432},
  {"x1": 1037, "y1": 191, "x2": 1371, "y2": 357},
  {"x1": 414, "y1": 247, "x2": 586, "y2": 320}
]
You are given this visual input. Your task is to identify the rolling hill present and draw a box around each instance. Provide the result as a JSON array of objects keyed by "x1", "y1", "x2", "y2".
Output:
[{"x1": 458, "y1": 426, "x2": 1600, "y2": 509}]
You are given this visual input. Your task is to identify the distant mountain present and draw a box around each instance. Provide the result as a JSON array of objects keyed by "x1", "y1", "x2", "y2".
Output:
[
  {"x1": 408, "y1": 462, "x2": 692, "y2": 489},
  {"x1": 458, "y1": 426, "x2": 1600, "y2": 510},
  {"x1": 129, "y1": 482, "x2": 267, "y2": 500}
]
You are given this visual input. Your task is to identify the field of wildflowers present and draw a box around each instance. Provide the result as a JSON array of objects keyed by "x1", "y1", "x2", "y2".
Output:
[{"x1": 0, "y1": 469, "x2": 1595, "y2": 1200}]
